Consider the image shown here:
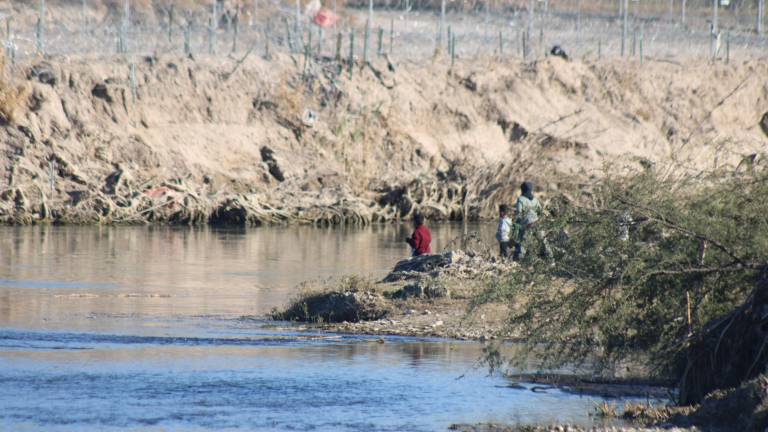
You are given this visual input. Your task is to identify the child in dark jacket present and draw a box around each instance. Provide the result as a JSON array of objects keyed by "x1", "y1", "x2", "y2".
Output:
[{"x1": 405, "y1": 213, "x2": 432, "y2": 256}]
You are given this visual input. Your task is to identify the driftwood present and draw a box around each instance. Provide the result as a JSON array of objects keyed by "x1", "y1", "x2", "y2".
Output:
[{"x1": 0, "y1": 155, "x2": 537, "y2": 226}]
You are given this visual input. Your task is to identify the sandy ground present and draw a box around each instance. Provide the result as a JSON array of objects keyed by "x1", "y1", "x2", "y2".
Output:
[
  {"x1": 317, "y1": 289, "x2": 510, "y2": 340},
  {"x1": 1, "y1": 46, "x2": 766, "y2": 224}
]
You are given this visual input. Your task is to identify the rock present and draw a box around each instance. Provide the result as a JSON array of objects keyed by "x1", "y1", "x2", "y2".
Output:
[
  {"x1": 550, "y1": 45, "x2": 569, "y2": 60},
  {"x1": 391, "y1": 279, "x2": 449, "y2": 300},
  {"x1": 260, "y1": 146, "x2": 285, "y2": 182},
  {"x1": 391, "y1": 282, "x2": 424, "y2": 299},
  {"x1": 760, "y1": 112, "x2": 768, "y2": 138},
  {"x1": 209, "y1": 197, "x2": 260, "y2": 226},
  {"x1": 383, "y1": 253, "x2": 452, "y2": 282},
  {"x1": 91, "y1": 83, "x2": 113, "y2": 102},
  {"x1": 425, "y1": 283, "x2": 450, "y2": 299},
  {"x1": 28, "y1": 62, "x2": 57, "y2": 86}
]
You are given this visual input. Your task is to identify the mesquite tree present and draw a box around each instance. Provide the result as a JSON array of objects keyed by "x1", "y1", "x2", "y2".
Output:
[{"x1": 474, "y1": 160, "x2": 768, "y2": 404}]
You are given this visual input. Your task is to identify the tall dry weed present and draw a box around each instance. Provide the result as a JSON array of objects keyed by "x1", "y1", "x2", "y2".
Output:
[{"x1": 0, "y1": 54, "x2": 29, "y2": 125}]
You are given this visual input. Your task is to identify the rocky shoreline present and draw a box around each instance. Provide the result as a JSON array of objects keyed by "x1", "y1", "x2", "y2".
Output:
[
  {"x1": 448, "y1": 425, "x2": 697, "y2": 432},
  {"x1": 269, "y1": 250, "x2": 768, "y2": 432},
  {"x1": 269, "y1": 250, "x2": 515, "y2": 340}
]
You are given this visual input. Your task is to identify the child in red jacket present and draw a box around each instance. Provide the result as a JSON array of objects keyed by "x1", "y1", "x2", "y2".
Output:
[{"x1": 405, "y1": 213, "x2": 432, "y2": 256}]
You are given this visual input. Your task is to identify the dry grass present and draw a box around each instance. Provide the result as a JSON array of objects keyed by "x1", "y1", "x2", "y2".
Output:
[
  {"x1": 0, "y1": 55, "x2": 29, "y2": 125},
  {"x1": 621, "y1": 401, "x2": 676, "y2": 424},
  {"x1": 590, "y1": 401, "x2": 618, "y2": 419}
]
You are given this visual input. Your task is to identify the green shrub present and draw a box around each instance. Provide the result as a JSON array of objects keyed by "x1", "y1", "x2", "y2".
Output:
[{"x1": 474, "y1": 160, "x2": 768, "y2": 397}]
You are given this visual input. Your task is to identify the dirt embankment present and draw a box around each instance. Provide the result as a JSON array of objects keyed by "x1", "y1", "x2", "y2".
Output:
[{"x1": 1, "y1": 46, "x2": 766, "y2": 225}]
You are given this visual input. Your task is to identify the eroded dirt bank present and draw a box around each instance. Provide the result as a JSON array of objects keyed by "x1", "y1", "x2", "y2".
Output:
[{"x1": 1, "y1": 50, "x2": 767, "y2": 224}]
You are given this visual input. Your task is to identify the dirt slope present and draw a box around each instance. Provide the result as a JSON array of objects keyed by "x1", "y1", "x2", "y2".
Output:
[{"x1": 0, "y1": 49, "x2": 766, "y2": 224}]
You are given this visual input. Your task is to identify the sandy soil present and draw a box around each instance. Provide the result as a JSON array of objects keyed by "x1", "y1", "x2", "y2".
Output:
[{"x1": 1, "y1": 46, "x2": 766, "y2": 224}]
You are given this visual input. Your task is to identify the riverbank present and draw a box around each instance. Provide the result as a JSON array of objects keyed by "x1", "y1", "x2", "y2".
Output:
[
  {"x1": 270, "y1": 245, "x2": 768, "y2": 432},
  {"x1": 449, "y1": 425, "x2": 696, "y2": 432},
  {"x1": 269, "y1": 249, "x2": 515, "y2": 340},
  {"x1": 451, "y1": 371, "x2": 768, "y2": 431},
  {"x1": 1, "y1": 44, "x2": 766, "y2": 225}
]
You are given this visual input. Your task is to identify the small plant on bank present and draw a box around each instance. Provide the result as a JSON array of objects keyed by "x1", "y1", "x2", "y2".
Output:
[
  {"x1": 620, "y1": 401, "x2": 674, "y2": 423},
  {"x1": 590, "y1": 401, "x2": 617, "y2": 419}
]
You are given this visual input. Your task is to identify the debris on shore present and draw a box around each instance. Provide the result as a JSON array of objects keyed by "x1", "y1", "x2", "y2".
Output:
[
  {"x1": 448, "y1": 424, "x2": 695, "y2": 432},
  {"x1": 271, "y1": 249, "x2": 513, "y2": 340},
  {"x1": 270, "y1": 276, "x2": 390, "y2": 323}
]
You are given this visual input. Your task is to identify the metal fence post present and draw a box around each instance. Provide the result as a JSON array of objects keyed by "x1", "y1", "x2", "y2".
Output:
[
  {"x1": 451, "y1": 33, "x2": 456, "y2": 66},
  {"x1": 82, "y1": 0, "x2": 88, "y2": 35},
  {"x1": 210, "y1": 0, "x2": 217, "y2": 54},
  {"x1": 129, "y1": 63, "x2": 137, "y2": 102},
  {"x1": 5, "y1": 17, "x2": 11, "y2": 62},
  {"x1": 168, "y1": 5, "x2": 174, "y2": 43},
  {"x1": 363, "y1": 19, "x2": 370, "y2": 63},
  {"x1": 349, "y1": 29, "x2": 354, "y2": 79},
  {"x1": 36, "y1": 0, "x2": 45, "y2": 55},
  {"x1": 208, "y1": 17, "x2": 215, "y2": 54},
  {"x1": 184, "y1": 21, "x2": 191, "y2": 55},
  {"x1": 264, "y1": 21, "x2": 272, "y2": 60},
  {"x1": 437, "y1": 0, "x2": 446, "y2": 52},
  {"x1": 284, "y1": 18, "x2": 295, "y2": 52},
  {"x1": 622, "y1": 0, "x2": 629, "y2": 57},
  {"x1": 711, "y1": 0, "x2": 718, "y2": 60},
  {"x1": 232, "y1": 18, "x2": 239, "y2": 53},
  {"x1": 598, "y1": 39, "x2": 602, "y2": 60}
]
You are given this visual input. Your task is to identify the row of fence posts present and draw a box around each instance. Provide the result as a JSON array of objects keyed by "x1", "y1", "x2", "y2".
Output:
[{"x1": 6, "y1": 0, "x2": 762, "y2": 71}]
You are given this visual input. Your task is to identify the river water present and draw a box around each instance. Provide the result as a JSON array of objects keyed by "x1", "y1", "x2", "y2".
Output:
[{"x1": 1, "y1": 225, "x2": 644, "y2": 431}]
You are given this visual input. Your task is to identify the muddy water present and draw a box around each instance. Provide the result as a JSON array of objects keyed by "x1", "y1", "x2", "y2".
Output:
[{"x1": 1, "y1": 225, "x2": 639, "y2": 431}]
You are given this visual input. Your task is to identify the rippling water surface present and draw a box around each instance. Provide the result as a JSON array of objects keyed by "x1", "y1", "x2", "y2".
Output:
[{"x1": 0, "y1": 225, "x2": 641, "y2": 431}]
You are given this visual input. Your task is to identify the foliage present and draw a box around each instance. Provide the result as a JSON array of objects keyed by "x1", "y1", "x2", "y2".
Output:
[
  {"x1": 474, "y1": 160, "x2": 768, "y2": 386},
  {"x1": 590, "y1": 401, "x2": 617, "y2": 419}
]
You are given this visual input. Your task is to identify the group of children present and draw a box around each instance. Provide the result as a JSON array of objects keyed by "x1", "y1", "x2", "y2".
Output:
[
  {"x1": 405, "y1": 181, "x2": 543, "y2": 261},
  {"x1": 495, "y1": 181, "x2": 542, "y2": 261}
]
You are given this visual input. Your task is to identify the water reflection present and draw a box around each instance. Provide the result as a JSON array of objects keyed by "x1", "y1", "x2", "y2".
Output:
[
  {"x1": 0, "y1": 225, "x2": 654, "y2": 431},
  {"x1": 0, "y1": 224, "x2": 494, "y2": 331}
]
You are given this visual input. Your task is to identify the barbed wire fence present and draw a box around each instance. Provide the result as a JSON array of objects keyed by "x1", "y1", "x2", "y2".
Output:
[{"x1": 1, "y1": 0, "x2": 766, "y2": 70}]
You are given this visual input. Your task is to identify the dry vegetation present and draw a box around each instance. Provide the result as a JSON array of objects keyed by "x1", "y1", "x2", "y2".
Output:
[
  {"x1": 0, "y1": 55, "x2": 29, "y2": 125},
  {"x1": 0, "y1": 48, "x2": 765, "y2": 225},
  {"x1": 472, "y1": 161, "x2": 768, "y2": 409}
]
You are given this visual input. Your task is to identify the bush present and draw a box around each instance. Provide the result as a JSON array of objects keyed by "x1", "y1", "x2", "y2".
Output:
[
  {"x1": 272, "y1": 276, "x2": 389, "y2": 323},
  {"x1": 474, "y1": 159, "x2": 768, "y2": 403}
]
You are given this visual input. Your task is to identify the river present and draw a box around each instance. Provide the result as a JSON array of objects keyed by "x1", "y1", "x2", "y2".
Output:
[{"x1": 0, "y1": 225, "x2": 648, "y2": 431}]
